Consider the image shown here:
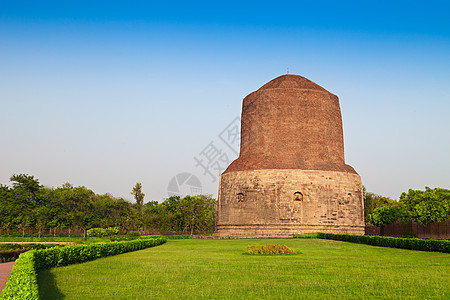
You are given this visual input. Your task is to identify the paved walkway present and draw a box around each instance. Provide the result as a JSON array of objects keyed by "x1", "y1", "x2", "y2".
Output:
[{"x1": 0, "y1": 262, "x2": 15, "y2": 294}]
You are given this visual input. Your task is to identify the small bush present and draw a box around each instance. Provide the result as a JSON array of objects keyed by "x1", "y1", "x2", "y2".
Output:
[
  {"x1": 87, "y1": 227, "x2": 119, "y2": 238},
  {"x1": 245, "y1": 244, "x2": 297, "y2": 255}
]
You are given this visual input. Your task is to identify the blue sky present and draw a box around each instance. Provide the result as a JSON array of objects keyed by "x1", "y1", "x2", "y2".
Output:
[{"x1": 1, "y1": 1, "x2": 449, "y2": 201}]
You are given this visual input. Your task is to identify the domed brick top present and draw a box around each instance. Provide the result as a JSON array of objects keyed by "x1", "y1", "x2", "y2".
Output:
[
  {"x1": 224, "y1": 74, "x2": 356, "y2": 174},
  {"x1": 258, "y1": 74, "x2": 329, "y2": 93}
]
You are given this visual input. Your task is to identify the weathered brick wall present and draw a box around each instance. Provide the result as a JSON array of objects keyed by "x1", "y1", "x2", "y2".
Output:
[
  {"x1": 365, "y1": 220, "x2": 450, "y2": 239},
  {"x1": 217, "y1": 169, "x2": 365, "y2": 237}
]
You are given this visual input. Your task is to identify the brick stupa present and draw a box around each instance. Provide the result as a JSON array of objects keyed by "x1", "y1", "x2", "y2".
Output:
[{"x1": 217, "y1": 74, "x2": 365, "y2": 237}]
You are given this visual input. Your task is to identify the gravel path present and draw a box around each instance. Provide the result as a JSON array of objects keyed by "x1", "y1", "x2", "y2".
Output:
[{"x1": 0, "y1": 262, "x2": 14, "y2": 295}]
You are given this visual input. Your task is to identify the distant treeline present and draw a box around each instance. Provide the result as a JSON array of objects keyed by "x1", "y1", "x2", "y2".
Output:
[
  {"x1": 0, "y1": 174, "x2": 217, "y2": 236},
  {"x1": 364, "y1": 186, "x2": 450, "y2": 229}
]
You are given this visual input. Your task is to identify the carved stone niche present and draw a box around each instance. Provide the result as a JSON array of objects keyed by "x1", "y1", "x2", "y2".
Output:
[
  {"x1": 236, "y1": 193, "x2": 244, "y2": 202},
  {"x1": 293, "y1": 191, "x2": 303, "y2": 201}
]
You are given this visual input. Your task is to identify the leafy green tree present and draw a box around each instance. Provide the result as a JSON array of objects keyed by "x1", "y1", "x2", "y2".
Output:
[
  {"x1": 368, "y1": 204, "x2": 410, "y2": 235},
  {"x1": 177, "y1": 195, "x2": 217, "y2": 234},
  {"x1": 412, "y1": 200, "x2": 448, "y2": 226},
  {"x1": 363, "y1": 186, "x2": 396, "y2": 222},
  {"x1": 143, "y1": 200, "x2": 160, "y2": 231},
  {"x1": 131, "y1": 183, "x2": 145, "y2": 230},
  {"x1": 368, "y1": 205, "x2": 410, "y2": 227},
  {"x1": 159, "y1": 196, "x2": 182, "y2": 231},
  {"x1": 51, "y1": 183, "x2": 95, "y2": 236},
  {"x1": 0, "y1": 173, "x2": 218, "y2": 235},
  {"x1": 9, "y1": 174, "x2": 42, "y2": 203},
  {"x1": 1, "y1": 177, "x2": 42, "y2": 234},
  {"x1": 400, "y1": 187, "x2": 450, "y2": 226},
  {"x1": 131, "y1": 183, "x2": 145, "y2": 208}
]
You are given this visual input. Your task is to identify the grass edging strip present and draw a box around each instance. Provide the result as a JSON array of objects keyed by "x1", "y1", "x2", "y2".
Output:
[
  {"x1": 317, "y1": 232, "x2": 450, "y2": 253},
  {"x1": 0, "y1": 237, "x2": 167, "y2": 300}
]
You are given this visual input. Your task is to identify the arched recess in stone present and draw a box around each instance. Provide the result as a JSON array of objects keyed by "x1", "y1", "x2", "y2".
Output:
[
  {"x1": 293, "y1": 191, "x2": 303, "y2": 201},
  {"x1": 236, "y1": 193, "x2": 244, "y2": 202}
]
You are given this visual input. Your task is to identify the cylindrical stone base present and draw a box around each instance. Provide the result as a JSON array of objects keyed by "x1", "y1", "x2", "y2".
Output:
[{"x1": 217, "y1": 169, "x2": 365, "y2": 238}]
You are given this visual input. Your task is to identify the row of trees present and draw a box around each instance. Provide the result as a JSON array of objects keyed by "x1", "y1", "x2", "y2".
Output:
[
  {"x1": 0, "y1": 174, "x2": 217, "y2": 236},
  {"x1": 365, "y1": 186, "x2": 450, "y2": 228},
  {"x1": 2, "y1": 174, "x2": 447, "y2": 235}
]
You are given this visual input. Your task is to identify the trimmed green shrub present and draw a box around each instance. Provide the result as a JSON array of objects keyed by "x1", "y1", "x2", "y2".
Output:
[
  {"x1": 0, "y1": 238, "x2": 167, "y2": 300},
  {"x1": 0, "y1": 251, "x2": 39, "y2": 300},
  {"x1": 317, "y1": 233, "x2": 450, "y2": 253},
  {"x1": 0, "y1": 244, "x2": 64, "y2": 263},
  {"x1": 0, "y1": 244, "x2": 63, "y2": 251},
  {"x1": 245, "y1": 244, "x2": 297, "y2": 255},
  {"x1": 33, "y1": 237, "x2": 166, "y2": 269}
]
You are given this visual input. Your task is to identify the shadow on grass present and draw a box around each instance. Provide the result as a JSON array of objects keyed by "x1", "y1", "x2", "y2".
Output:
[{"x1": 37, "y1": 269, "x2": 65, "y2": 300}]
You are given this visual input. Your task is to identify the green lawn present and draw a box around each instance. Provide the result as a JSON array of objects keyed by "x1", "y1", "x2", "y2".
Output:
[{"x1": 37, "y1": 239, "x2": 450, "y2": 299}]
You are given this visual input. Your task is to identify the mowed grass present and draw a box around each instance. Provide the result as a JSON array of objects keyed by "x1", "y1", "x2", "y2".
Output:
[{"x1": 37, "y1": 239, "x2": 450, "y2": 299}]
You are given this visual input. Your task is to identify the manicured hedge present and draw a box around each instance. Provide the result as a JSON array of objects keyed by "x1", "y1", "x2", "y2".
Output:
[
  {"x1": 317, "y1": 233, "x2": 450, "y2": 253},
  {"x1": 0, "y1": 244, "x2": 65, "y2": 263},
  {"x1": 33, "y1": 237, "x2": 166, "y2": 269},
  {"x1": 86, "y1": 227, "x2": 119, "y2": 238},
  {"x1": 0, "y1": 251, "x2": 39, "y2": 300},
  {"x1": 0, "y1": 238, "x2": 166, "y2": 300}
]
